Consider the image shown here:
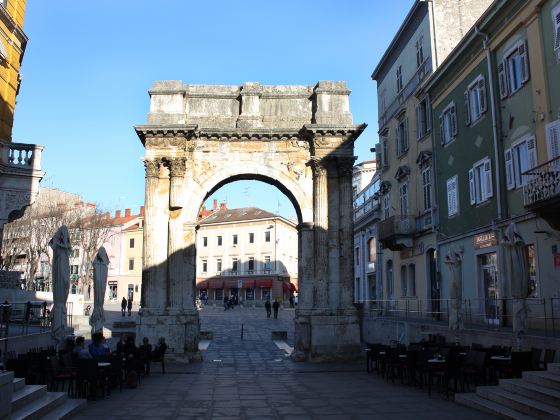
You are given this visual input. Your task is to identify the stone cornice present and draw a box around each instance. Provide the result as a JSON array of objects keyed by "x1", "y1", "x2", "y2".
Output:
[
  {"x1": 302, "y1": 124, "x2": 367, "y2": 137},
  {"x1": 134, "y1": 124, "x2": 198, "y2": 145},
  {"x1": 0, "y1": 163, "x2": 44, "y2": 179}
]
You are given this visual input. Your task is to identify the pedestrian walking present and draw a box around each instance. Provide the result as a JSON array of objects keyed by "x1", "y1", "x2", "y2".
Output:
[
  {"x1": 264, "y1": 299, "x2": 272, "y2": 318},
  {"x1": 127, "y1": 296, "x2": 133, "y2": 316},
  {"x1": 272, "y1": 298, "x2": 280, "y2": 319},
  {"x1": 224, "y1": 295, "x2": 229, "y2": 311},
  {"x1": 121, "y1": 297, "x2": 127, "y2": 317}
]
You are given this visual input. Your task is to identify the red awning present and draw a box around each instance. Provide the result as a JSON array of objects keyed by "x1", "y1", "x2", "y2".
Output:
[
  {"x1": 255, "y1": 278, "x2": 273, "y2": 288},
  {"x1": 283, "y1": 282, "x2": 298, "y2": 292},
  {"x1": 224, "y1": 279, "x2": 238, "y2": 289},
  {"x1": 196, "y1": 280, "x2": 208, "y2": 289},
  {"x1": 290, "y1": 282, "x2": 298, "y2": 292},
  {"x1": 242, "y1": 280, "x2": 255, "y2": 289},
  {"x1": 208, "y1": 279, "x2": 224, "y2": 289}
]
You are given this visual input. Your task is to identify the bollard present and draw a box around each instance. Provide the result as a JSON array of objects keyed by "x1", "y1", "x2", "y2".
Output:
[{"x1": 241, "y1": 323, "x2": 244, "y2": 340}]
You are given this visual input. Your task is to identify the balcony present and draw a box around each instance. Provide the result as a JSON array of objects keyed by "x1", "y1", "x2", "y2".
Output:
[
  {"x1": 523, "y1": 157, "x2": 560, "y2": 230},
  {"x1": 378, "y1": 215, "x2": 414, "y2": 251}
]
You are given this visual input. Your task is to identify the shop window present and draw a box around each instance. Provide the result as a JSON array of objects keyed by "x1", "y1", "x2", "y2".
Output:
[
  {"x1": 215, "y1": 289, "x2": 223, "y2": 302},
  {"x1": 261, "y1": 288, "x2": 271, "y2": 301},
  {"x1": 246, "y1": 288, "x2": 255, "y2": 301}
]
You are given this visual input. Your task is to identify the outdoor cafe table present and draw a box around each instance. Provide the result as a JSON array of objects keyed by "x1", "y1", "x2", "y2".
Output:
[{"x1": 491, "y1": 356, "x2": 511, "y2": 361}]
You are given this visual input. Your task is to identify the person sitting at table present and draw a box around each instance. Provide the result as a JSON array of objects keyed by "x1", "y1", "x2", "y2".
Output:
[
  {"x1": 151, "y1": 337, "x2": 167, "y2": 361},
  {"x1": 123, "y1": 335, "x2": 137, "y2": 358},
  {"x1": 88, "y1": 332, "x2": 109, "y2": 360},
  {"x1": 138, "y1": 337, "x2": 152, "y2": 375},
  {"x1": 116, "y1": 335, "x2": 126, "y2": 355},
  {"x1": 73, "y1": 336, "x2": 92, "y2": 359}
]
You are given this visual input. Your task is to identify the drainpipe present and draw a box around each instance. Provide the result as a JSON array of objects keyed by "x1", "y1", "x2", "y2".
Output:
[
  {"x1": 475, "y1": 26, "x2": 503, "y2": 221},
  {"x1": 361, "y1": 229, "x2": 369, "y2": 311}
]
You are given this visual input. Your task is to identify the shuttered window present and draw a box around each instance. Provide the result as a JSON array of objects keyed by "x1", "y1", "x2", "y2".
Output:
[
  {"x1": 553, "y1": 5, "x2": 560, "y2": 59},
  {"x1": 505, "y1": 135, "x2": 538, "y2": 190},
  {"x1": 439, "y1": 102, "x2": 457, "y2": 146},
  {"x1": 396, "y1": 114, "x2": 409, "y2": 156},
  {"x1": 546, "y1": 120, "x2": 560, "y2": 162},
  {"x1": 464, "y1": 75, "x2": 487, "y2": 125},
  {"x1": 416, "y1": 96, "x2": 431, "y2": 139},
  {"x1": 469, "y1": 158, "x2": 493, "y2": 205},
  {"x1": 446, "y1": 176, "x2": 458, "y2": 217},
  {"x1": 498, "y1": 40, "x2": 530, "y2": 98}
]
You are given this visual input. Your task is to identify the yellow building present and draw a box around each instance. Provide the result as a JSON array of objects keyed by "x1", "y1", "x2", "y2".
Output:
[{"x1": 0, "y1": 0, "x2": 27, "y2": 141}]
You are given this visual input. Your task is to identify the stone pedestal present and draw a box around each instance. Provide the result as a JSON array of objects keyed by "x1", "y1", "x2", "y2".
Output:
[
  {"x1": 308, "y1": 312, "x2": 361, "y2": 362},
  {"x1": 136, "y1": 309, "x2": 200, "y2": 360},
  {"x1": 0, "y1": 371, "x2": 14, "y2": 418}
]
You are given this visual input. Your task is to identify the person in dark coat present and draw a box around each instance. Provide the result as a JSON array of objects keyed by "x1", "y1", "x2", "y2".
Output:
[
  {"x1": 127, "y1": 297, "x2": 133, "y2": 316},
  {"x1": 121, "y1": 297, "x2": 127, "y2": 317},
  {"x1": 264, "y1": 299, "x2": 272, "y2": 318},
  {"x1": 272, "y1": 299, "x2": 280, "y2": 319}
]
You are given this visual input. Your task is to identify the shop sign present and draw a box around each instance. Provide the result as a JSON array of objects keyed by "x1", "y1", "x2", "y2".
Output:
[{"x1": 474, "y1": 231, "x2": 496, "y2": 249}]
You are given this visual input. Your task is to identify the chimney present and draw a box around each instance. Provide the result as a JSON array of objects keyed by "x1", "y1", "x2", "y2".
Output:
[
  {"x1": 220, "y1": 202, "x2": 226, "y2": 210},
  {"x1": 115, "y1": 210, "x2": 121, "y2": 218},
  {"x1": 213, "y1": 199, "x2": 217, "y2": 210},
  {"x1": 125, "y1": 208, "x2": 131, "y2": 217},
  {"x1": 140, "y1": 206, "x2": 144, "y2": 216}
]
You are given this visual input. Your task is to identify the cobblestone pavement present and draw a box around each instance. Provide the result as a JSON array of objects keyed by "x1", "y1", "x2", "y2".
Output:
[{"x1": 75, "y1": 306, "x2": 495, "y2": 419}]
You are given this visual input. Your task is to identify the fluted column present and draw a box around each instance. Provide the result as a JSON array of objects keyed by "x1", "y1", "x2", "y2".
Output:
[
  {"x1": 168, "y1": 158, "x2": 186, "y2": 209},
  {"x1": 311, "y1": 157, "x2": 329, "y2": 309},
  {"x1": 142, "y1": 158, "x2": 160, "y2": 309},
  {"x1": 338, "y1": 157, "x2": 356, "y2": 309},
  {"x1": 182, "y1": 222, "x2": 197, "y2": 311},
  {"x1": 297, "y1": 222, "x2": 314, "y2": 311}
]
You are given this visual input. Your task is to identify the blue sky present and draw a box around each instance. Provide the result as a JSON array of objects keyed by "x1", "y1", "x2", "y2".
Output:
[{"x1": 13, "y1": 0, "x2": 414, "y2": 219}]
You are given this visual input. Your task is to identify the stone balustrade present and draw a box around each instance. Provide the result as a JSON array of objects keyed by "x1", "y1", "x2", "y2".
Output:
[{"x1": 0, "y1": 141, "x2": 43, "y2": 172}]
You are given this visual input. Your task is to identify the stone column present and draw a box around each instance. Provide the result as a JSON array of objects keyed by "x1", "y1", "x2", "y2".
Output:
[
  {"x1": 311, "y1": 157, "x2": 329, "y2": 310},
  {"x1": 182, "y1": 222, "x2": 197, "y2": 311},
  {"x1": 338, "y1": 157, "x2": 355, "y2": 310},
  {"x1": 168, "y1": 158, "x2": 186, "y2": 209},
  {"x1": 141, "y1": 158, "x2": 160, "y2": 310}
]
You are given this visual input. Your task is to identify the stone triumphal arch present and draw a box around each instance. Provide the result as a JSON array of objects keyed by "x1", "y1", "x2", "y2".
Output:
[{"x1": 134, "y1": 81, "x2": 365, "y2": 361}]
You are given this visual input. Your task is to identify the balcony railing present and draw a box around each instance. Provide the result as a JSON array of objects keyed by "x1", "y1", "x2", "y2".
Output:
[
  {"x1": 0, "y1": 141, "x2": 43, "y2": 172},
  {"x1": 379, "y1": 215, "x2": 414, "y2": 240},
  {"x1": 353, "y1": 196, "x2": 381, "y2": 222},
  {"x1": 523, "y1": 156, "x2": 560, "y2": 207}
]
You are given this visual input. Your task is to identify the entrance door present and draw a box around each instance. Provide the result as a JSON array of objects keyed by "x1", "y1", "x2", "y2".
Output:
[
  {"x1": 480, "y1": 253, "x2": 499, "y2": 324},
  {"x1": 108, "y1": 281, "x2": 118, "y2": 301},
  {"x1": 128, "y1": 284, "x2": 134, "y2": 301}
]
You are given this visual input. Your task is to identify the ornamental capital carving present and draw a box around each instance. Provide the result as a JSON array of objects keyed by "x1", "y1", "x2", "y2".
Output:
[
  {"x1": 309, "y1": 157, "x2": 328, "y2": 178},
  {"x1": 337, "y1": 156, "x2": 356, "y2": 177},
  {"x1": 144, "y1": 158, "x2": 161, "y2": 178},
  {"x1": 166, "y1": 158, "x2": 187, "y2": 178}
]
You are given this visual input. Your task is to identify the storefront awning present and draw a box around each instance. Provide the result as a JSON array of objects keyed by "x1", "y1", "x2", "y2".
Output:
[
  {"x1": 224, "y1": 279, "x2": 238, "y2": 289},
  {"x1": 242, "y1": 280, "x2": 255, "y2": 289},
  {"x1": 208, "y1": 279, "x2": 224, "y2": 289},
  {"x1": 282, "y1": 282, "x2": 298, "y2": 293},
  {"x1": 255, "y1": 278, "x2": 273, "y2": 288},
  {"x1": 196, "y1": 280, "x2": 208, "y2": 289}
]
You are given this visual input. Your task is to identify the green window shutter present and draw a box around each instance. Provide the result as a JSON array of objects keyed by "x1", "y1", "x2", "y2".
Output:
[
  {"x1": 527, "y1": 135, "x2": 538, "y2": 170},
  {"x1": 497, "y1": 60, "x2": 508, "y2": 99},
  {"x1": 484, "y1": 159, "x2": 493, "y2": 199},
  {"x1": 468, "y1": 169, "x2": 476, "y2": 205},
  {"x1": 439, "y1": 115, "x2": 444, "y2": 145},
  {"x1": 464, "y1": 90, "x2": 471, "y2": 126},
  {"x1": 478, "y1": 77, "x2": 487, "y2": 114},
  {"x1": 519, "y1": 40, "x2": 530, "y2": 84},
  {"x1": 450, "y1": 103, "x2": 458, "y2": 137}
]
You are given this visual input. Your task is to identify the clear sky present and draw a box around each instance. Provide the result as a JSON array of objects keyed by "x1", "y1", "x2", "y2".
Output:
[{"x1": 13, "y1": 0, "x2": 414, "y2": 219}]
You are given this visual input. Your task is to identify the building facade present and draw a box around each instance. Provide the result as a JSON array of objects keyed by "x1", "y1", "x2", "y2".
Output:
[
  {"x1": 195, "y1": 207, "x2": 298, "y2": 306},
  {"x1": 371, "y1": 0, "x2": 493, "y2": 313},
  {"x1": 0, "y1": 0, "x2": 43, "y2": 244},
  {"x1": 426, "y1": 0, "x2": 560, "y2": 325}
]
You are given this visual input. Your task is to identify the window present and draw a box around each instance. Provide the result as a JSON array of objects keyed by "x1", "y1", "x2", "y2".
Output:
[
  {"x1": 553, "y1": 5, "x2": 560, "y2": 59},
  {"x1": 546, "y1": 120, "x2": 560, "y2": 161},
  {"x1": 416, "y1": 35, "x2": 424, "y2": 68},
  {"x1": 469, "y1": 158, "x2": 493, "y2": 205},
  {"x1": 232, "y1": 258, "x2": 238, "y2": 272},
  {"x1": 249, "y1": 232, "x2": 254, "y2": 243},
  {"x1": 264, "y1": 256, "x2": 271, "y2": 272},
  {"x1": 70, "y1": 265, "x2": 79, "y2": 275},
  {"x1": 217, "y1": 259, "x2": 222, "y2": 272},
  {"x1": 202, "y1": 260, "x2": 207, "y2": 273},
  {"x1": 422, "y1": 168, "x2": 432, "y2": 211},
  {"x1": 203, "y1": 237, "x2": 208, "y2": 247},
  {"x1": 248, "y1": 257, "x2": 255, "y2": 272},
  {"x1": 408, "y1": 264, "x2": 416, "y2": 297},
  {"x1": 396, "y1": 65, "x2": 403, "y2": 92},
  {"x1": 265, "y1": 231, "x2": 271, "y2": 242},
  {"x1": 217, "y1": 236, "x2": 222, "y2": 246},
  {"x1": 261, "y1": 288, "x2": 271, "y2": 301},
  {"x1": 383, "y1": 194, "x2": 390, "y2": 219},
  {"x1": 355, "y1": 247, "x2": 360, "y2": 266},
  {"x1": 505, "y1": 135, "x2": 537, "y2": 190},
  {"x1": 232, "y1": 234, "x2": 238, "y2": 245},
  {"x1": 128, "y1": 259, "x2": 134, "y2": 271},
  {"x1": 396, "y1": 114, "x2": 409, "y2": 156},
  {"x1": 71, "y1": 249, "x2": 79, "y2": 258},
  {"x1": 399, "y1": 182, "x2": 408, "y2": 216},
  {"x1": 381, "y1": 135, "x2": 389, "y2": 168},
  {"x1": 464, "y1": 75, "x2": 487, "y2": 125},
  {"x1": 447, "y1": 175, "x2": 459, "y2": 216},
  {"x1": 439, "y1": 102, "x2": 457, "y2": 145},
  {"x1": 215, "y1": 288, "x2": 223, "y2": 302},
  {"x1": 367, "y1": 238, "x2": 376, "y2": 262},
  {"x1": 400, "y1": 266, "x2": 407, "y2": 297},
  {"x1": 498, "y1": 40, "x2": 529, "y2": 98},
  {"x1": 246, "y1": 288, "x2": 255, "y2": 301},
  {"x1": 380, "y1": 88, "x2": 387, "y2": 113},
  {"x1": 416, "y1": 97, "x2": 431, "y2": 139}
]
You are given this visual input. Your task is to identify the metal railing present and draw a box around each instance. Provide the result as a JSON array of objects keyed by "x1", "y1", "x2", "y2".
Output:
[
  {"x1": 364, "y1": 297, "x2": 560, "y2": 337},
  {"x1": 378, "y1": 215, "x2": 415, "y2": 240},
  {"x1": 0, "y1": 300, "x2": 74, "y2": 339},
  {"x1": 522, "y1": 156, "x2": 560, "y2": 207}
]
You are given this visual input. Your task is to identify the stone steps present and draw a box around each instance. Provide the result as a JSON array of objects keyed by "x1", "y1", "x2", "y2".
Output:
[
  {"x1": 8, "y1": 375, "x2": 86, "y2": 419},
  {"x1": 456, "y1": 363, "x2": 560, "y2": 419}
]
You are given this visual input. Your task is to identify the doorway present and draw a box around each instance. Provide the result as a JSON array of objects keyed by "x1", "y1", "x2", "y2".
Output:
[
  {"x1": 479, "y1": 253, "x2": 499, "y2": 324},
  {"x1": 427, "y1": 249, "x2": 440, "y2": 319}
]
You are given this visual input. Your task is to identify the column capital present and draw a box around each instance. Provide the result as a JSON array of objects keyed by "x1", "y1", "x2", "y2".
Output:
[
  {"x1": 309, "y1": 157, "x2": 328, "y2": 178},
  {"x1": 144, "y1": 158, "x2": 161, "y2": 178},
  {"x1": 166, "y1": 157, "x2": 187, "y2": 178},
  {"x1": 337, "y1": 156, "x2": 356, "y2": 177}
]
